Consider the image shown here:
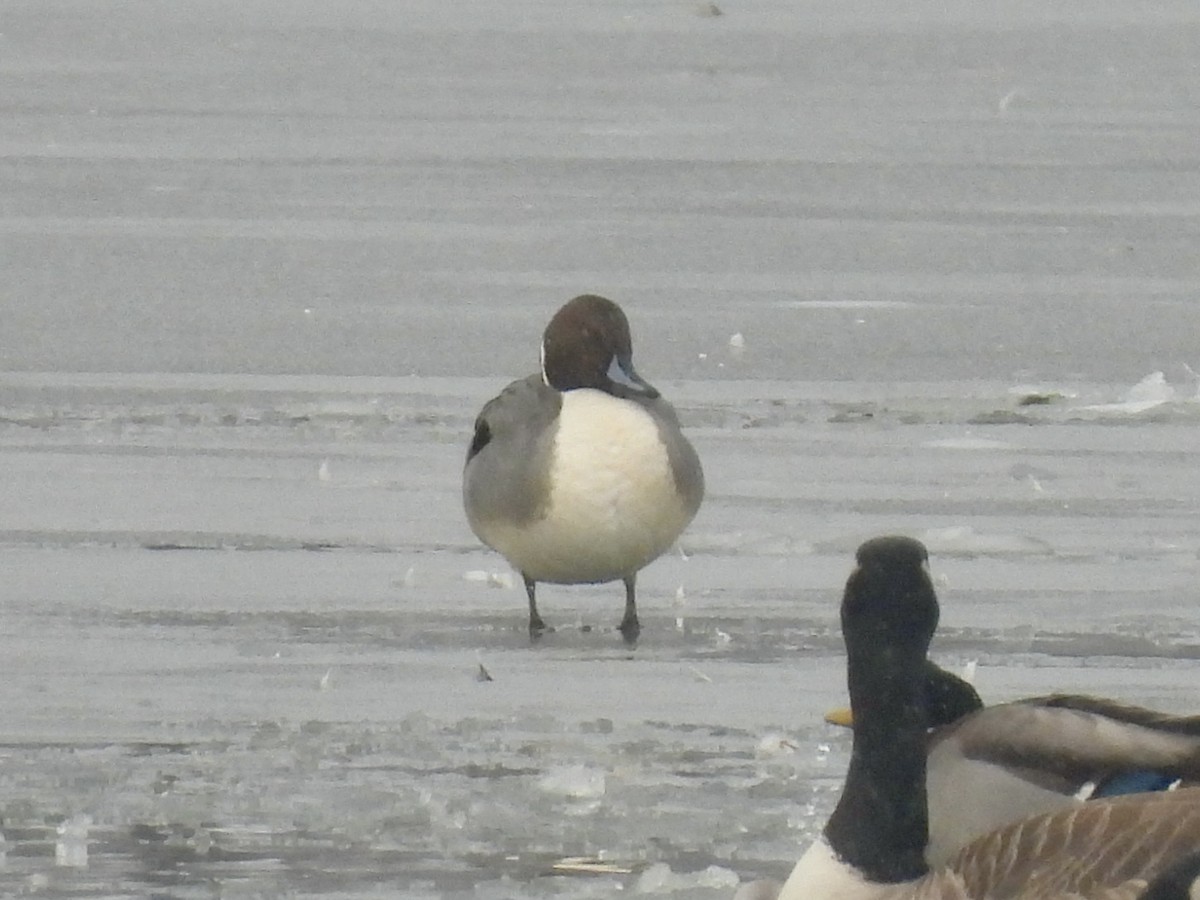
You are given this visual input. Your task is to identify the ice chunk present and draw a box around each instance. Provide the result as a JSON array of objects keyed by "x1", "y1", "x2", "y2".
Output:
[
  {"x1": 754, "y1": 733, "x2": 798, "y2": 758},
  {"x1": 1082, "y1": 371, "x2": 1175, "y2": 414},
  {"x1": 734, "y1": 879, "x2": 783, "y2": 900},
  {"x1": 634, "y1": 862, "x2": 740, "y2": 893},
  {"x1": 537, "y1": 764, "x2": 606, "y2": 800},
  {"x1": 55, "y1": 813, "x2": 91, "y2": 868},
  {"x1": 636, "y1": 862, "x2": 684, "y2": 893},
  {"x1": 1121, "y1": 371, "x2": 1175, "y2": 408},
  {"x1": 463, "y1": 570, "x2": 516, "y2": 589}
]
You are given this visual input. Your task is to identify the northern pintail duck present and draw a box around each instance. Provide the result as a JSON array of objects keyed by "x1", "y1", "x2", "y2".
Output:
[
  {"x1": 776, "y1": 536, "x2": 1200, "y2": 900},
  {"x1": 463, "y1": 294, "x2": 704, "y2": 643},
  {"x1": 823, "y1": 638, "x2": 1200, "y2": 866}
]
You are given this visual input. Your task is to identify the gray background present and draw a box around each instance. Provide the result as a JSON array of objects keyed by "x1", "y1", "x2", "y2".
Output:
[{"x1": 2, "y1": 2, "x2": 1200, "y2": 897}]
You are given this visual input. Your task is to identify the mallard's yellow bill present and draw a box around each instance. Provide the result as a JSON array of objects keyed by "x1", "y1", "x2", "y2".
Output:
[{"x1": 824, "y1": 706, "x2": 854, "y2": 728}]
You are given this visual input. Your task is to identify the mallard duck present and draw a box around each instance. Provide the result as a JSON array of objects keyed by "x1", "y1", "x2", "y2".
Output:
[
  {"x1": 823, "y1": 635, "x2": 1200, "y2": 866},
  {"x1": 776, "y1": 536, "x2": 1200, "y2": 900}
]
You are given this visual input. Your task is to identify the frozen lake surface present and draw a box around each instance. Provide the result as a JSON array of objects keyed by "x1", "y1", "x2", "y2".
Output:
[
  {"x1": 3, "y1": 372, "x2": 1200, "y2": 898},
  {"x1": 3, "y1": 1, "x2": 1200, "y2": 897}
]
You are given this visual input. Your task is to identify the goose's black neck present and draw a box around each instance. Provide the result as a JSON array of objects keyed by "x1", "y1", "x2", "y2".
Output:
[{"x1": 824, "y1": 537, "x2": 937, "y2": 885}]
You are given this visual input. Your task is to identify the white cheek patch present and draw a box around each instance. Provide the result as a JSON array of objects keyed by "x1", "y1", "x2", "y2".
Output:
[{"x1": 778, "y1": 838, "x2": 879, "y2": 900}]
